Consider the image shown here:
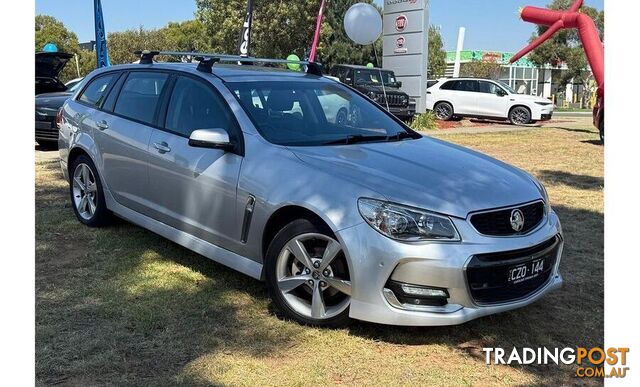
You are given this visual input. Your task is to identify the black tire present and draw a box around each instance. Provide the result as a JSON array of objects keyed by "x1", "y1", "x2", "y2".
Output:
[
  {"x1": 599, "y1": 119, "x2": 604, "y2": 144},
  {"x1": 69, "y1": 154, "x2": 111, "y2": 227},
  {"x1": 265, "y1": 218, "x2": 351, "y2": 328},
  {"x1": 37, "y1": 140, "x2": 58, "y2": 150},
  {"x1": 336, "y1": 108, "x2": 348, "y2": 125},
  {"x1": 509, "y1": 106, "x2": 532, "y2": 125},
  {"x1": 433, "y1": 102, "x2": 454, "y2": 121}
]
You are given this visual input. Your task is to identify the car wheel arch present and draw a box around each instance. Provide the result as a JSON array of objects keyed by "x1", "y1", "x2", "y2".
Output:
[
  {"x1": 509, "y1": 104, "x2": 531, "y2": 116},
  {"x1": 261, "y1": 205, "x2": 336, "y2": 260}
]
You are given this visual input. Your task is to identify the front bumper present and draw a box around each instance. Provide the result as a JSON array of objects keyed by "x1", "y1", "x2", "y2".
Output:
[
  {"x1": 388, "y1": 105, "x2": 416, "y2": 121},
  {"x1": 336, "y1": 209, "x2": 563, "y2": 326}
]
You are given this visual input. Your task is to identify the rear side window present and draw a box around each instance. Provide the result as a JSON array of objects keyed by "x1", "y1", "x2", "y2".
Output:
[
  {"x1": 440, "y1": 80, "x2": 458, "y2": 90},
  {"x1": 457, "y1": 80, "x2": 478, "y2": 92},
  {"x1": 78, "y1": 74, "x2": 116, "y2": 107},
  {"x1": 165, "y1": 76, "x2": 238, "y2": 137},
  {"x1": 114, "y1": 72, "x2": 169, "y2": 125}
]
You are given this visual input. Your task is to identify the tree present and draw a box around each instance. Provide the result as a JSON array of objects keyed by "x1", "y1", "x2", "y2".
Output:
[
  {"x1": 35, "y1": 15, "x2": 83, "y2": 82},
  {"x1": 460, "y1": 61, "x2": 502, "y2": 79},
  {"x1": 162, "y1": 20, "x2": 211, "y2": 53},
  {"x1": 106, "y1": 27, "x2": 169, "y2": 65},
  {"x1": 527, "y1": 0, "x2": 604, "y2": 106},
  {"x1": 195, "y1": 0, "x2": 382, "y2": 71},
  {"x1": 428, "y1": 26, "x2": 446, "y2": 78}
]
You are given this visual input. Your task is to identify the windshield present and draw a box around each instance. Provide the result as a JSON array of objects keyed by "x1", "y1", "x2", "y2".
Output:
[
  {"x1": 228, "y1": 81, "x2": 416, "y2": 146},
  {"x1": 496, "y1": 80, "x2": 517, "y2": 94},
  {"x1": 354, "y1": 69, "x2": 396, "y2": 86}
]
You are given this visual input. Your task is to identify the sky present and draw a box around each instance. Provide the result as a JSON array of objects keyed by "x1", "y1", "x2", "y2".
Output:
[{"x1": 35, "y1": 0, "x2": 604, "y2": 53}]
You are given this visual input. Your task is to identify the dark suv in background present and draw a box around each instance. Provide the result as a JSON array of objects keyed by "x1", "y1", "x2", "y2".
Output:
[
  {"x1": 36, "y1": 52, "x2": 75, "y2": 148},
  {"x1": 330, "y1": 64, "x2": 415, "y2": 121}
]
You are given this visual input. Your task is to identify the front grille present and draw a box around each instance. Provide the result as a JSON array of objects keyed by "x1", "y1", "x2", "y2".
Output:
[
  {"x1": 375, "y1": 93, "x2": 408, "y2": 107},
  {"x1": 470, "y1": 201, "x2": 545, "y2": 236},
  {"x1": 466, "y1": 235, "x2": 560, "y2": 304}
]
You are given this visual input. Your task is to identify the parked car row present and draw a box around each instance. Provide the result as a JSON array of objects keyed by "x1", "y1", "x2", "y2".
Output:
[{"x1": 58, "y1": 54, "x2": 563, "y2": 327}]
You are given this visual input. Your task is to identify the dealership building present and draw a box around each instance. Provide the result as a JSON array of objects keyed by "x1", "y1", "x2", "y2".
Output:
[{"x1": 444, "y1": 50, "x2": 592, "y2": 107}]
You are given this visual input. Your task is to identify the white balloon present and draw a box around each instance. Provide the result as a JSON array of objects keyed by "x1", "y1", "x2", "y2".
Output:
[{"x1": 344, "y1": 3, "x2": 383, "y2": 45}]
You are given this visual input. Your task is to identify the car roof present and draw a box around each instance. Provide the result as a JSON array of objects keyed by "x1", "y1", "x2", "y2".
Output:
[
  {"x1": 334, "y1": 64, "x2": 390, "y2": 71},
  {"x1": 89, "y1": 62, "x2": 329, "y2": 83}
]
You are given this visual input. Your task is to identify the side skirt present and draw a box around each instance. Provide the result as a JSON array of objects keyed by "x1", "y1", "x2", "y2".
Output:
[{"x1": 104, "y1": 189, "x2": 263, "y2": 280}]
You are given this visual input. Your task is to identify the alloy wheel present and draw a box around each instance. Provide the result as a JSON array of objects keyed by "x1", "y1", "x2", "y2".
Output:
[
  {"x1": 511, "y1": 107, "x2": 530, "y2": 125},
  {"x1": 72, "y1": 163, "x2": 98, "y2": 220},
  {"x1": 275, "y1": 233, "x2": 351, "y2": 320},
  {"x1": 435, "y1": 103, "x2": 452, "y2": 120}
]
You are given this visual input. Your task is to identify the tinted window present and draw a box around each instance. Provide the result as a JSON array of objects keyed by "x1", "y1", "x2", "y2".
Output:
[
  {"x1": 229, "y1": 81, "x2": 414, "y2": 146},
  {"x1": 165, "y1": 76, "x2": 237, "y2": 137},
  {"x1": 440, "y1": 80, "x2": 458, "y2": 90},
  {"x1": 114, "y1": 72, "x2": 168, "y2": 125},
  {"x1": 78, "y1": 74, "x2": 115, "y2": 107},
  {"x1": 479, "y1": 81, "x2": 503, "y2": 95},
  {"x1": 457, "y1": 80, "x2": 478, "y2": 92}
]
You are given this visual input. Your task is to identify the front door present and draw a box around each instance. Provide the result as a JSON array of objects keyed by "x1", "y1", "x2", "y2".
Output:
[
  {"x1": 477, "y1": 81, "x2": 510, "y2": 118},
  {"x1": 146, "y1": 75, "x2": 244, "y2": 250}
]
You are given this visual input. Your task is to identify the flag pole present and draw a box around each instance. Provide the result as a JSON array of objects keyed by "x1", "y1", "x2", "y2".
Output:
[
  {"x1": 94, "y1": 0, "x2": 110, "y2": 68},
  {"x1": 237, "y1": 0, "x2": 255, "y2": 57},
  {"x1": 308, "y1": 0, "x2": 327, "y2": 62}
]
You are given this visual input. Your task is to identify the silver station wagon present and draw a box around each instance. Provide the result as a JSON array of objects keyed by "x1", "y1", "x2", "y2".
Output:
[{"x1": 59, "y1": 52, "x2": 563, "y2": 327}]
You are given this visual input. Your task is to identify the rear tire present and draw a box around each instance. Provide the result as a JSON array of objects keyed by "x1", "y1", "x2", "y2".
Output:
[
  {"x1": 509, "y1": 106, "x2": 531, "y2": 125},
  {"x1": 265, "y1": 219, "x2": 351, "y2": 328},
  {"x1": 69, "y1": 154, "x2": 111, "y2": 227},
  {"x1": 433, "y1": 102, "x2": 454, "y2": 121}
]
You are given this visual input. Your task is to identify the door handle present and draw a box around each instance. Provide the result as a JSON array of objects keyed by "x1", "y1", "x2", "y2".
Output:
[
  {"x1": 153, "y1": 142, "x2": 171, "y2": 153},
  {"x1": 96, "y1": 120, "x2": 109, "y2": 130}
]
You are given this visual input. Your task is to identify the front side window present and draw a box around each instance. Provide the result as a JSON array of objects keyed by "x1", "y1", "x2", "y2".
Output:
[
  {"x1": 114, "y1": 72, "x2": 168, "y2": 125},
  {"x1": 479, "y1": 81, "x2": 504, "y2": 95},
  {"x1": 165, "y1": 76, "x2": 238, "y2": 137},
  {"x1": 229, "y1": 81, "x2": 416, "y2": 146},
  {"x1": 78, "y1": 74, "x2": 116, "y2": 107}
]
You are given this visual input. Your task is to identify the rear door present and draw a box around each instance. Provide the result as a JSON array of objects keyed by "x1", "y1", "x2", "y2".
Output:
[
  {"x1": 93, "y1": 70, "x2": 170, "y2": 215},
  {"x1": 146, "y1": 74, "x2": 244, "y2": 251},
  {"x1": 437, "y1": 80, "x2": 479, "y2": 115},
  {"x1": 477, "y1": 81, "x2": 510, "y2": 118}
]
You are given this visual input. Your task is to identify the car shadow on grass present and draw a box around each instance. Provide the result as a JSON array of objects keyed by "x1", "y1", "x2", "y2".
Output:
[{"x1": 538, "y1": 170, "x2": 604, "y2": 190}]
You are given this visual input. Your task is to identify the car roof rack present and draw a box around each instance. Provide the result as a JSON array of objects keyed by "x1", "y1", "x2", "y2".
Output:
[{"x1": 133, "y1": 50, "x2": 323, "y2": 76}]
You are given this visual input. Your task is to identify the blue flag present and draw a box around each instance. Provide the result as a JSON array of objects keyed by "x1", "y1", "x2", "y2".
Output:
[{"x1": 94, "y1": 0, "x2": 110, "y2": 67}]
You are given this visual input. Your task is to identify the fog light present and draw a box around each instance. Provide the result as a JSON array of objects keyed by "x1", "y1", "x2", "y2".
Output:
[
  {"x1": 400, "y1": 284, "x2": 448, "y2": 298},
  {"x1": 386, "y1": 280, "x2": 449, "y2": 307}
]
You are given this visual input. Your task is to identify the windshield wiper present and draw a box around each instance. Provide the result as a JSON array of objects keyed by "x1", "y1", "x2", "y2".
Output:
[
  {"x1": 323, "y1": 134, "x2": 389, "y2": 145},
  {"x1": 385, "y1": 131, "x2": 415, "y2": 142}
]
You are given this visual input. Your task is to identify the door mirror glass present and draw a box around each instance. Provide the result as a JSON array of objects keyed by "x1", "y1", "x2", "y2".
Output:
[{"x1": 189, "y1": 128, "x2": 234, "y2": 151}]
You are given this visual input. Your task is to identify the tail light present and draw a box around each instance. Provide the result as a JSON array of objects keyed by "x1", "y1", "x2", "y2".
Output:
[{"x1": 56, "y1": 107, "x2": 64, "y2": 129}]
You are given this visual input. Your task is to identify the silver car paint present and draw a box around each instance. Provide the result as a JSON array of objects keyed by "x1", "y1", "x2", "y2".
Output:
[{"x1": 59, "y1": 63, "x2": 563, "y2": 326}]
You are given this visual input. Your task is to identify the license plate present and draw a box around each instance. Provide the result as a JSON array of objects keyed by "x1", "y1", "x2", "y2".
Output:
[
  {"x1": 507, "y1": 258, "x2": 545, "y2": 284},
  {"x1": 36, "y1": 121, "x2": 53, "y2": 129}
]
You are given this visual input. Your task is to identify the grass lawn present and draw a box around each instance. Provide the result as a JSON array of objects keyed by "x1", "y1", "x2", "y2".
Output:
[{"x1": 36, "y1": 122, "x2": 603, "y2": 386}]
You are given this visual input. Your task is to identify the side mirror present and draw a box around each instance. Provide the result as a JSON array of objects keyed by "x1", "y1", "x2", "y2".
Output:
[
  {"x1": 189, "y1": 128, "x2": 234, "y2": 151},
  {"x1": 395, "y1": 81, "x2": 403, "y2": 88},
  {"x1": 497, "y1": 89, "x2": 507, "y2": 97}
]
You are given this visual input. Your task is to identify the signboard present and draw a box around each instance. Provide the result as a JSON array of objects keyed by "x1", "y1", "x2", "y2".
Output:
[{"x1": 383, "y1": 0, "x2": 429, "y2": 113}]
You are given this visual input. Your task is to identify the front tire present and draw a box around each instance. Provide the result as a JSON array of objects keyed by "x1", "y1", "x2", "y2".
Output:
[
  {"x1": 433, "y1": 102, "x2": 454, "y2": 121},
  {"x1": 265, "y1": 219, "x2": 351, "y2": 327},
  {"x1": 69, "y1": 155, "x2": 111, "y2": 227},
  {"x1": 509, "y1": 106, "x2": 532, "y2": 125}
]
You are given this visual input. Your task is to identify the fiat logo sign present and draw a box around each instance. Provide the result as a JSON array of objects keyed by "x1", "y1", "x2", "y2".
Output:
[{"x1": 395, "y1": 15, "x2": 408, "y2": 32}]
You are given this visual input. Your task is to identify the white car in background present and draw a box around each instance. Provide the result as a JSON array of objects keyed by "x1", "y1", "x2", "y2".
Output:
[{"x1": 426, "y1": 78, "x2": 554, "y2": 125}]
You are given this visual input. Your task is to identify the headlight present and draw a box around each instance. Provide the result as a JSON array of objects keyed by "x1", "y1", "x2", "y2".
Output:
[
  {"x1": 358, "y1": 198, "x2": 460, "y2": 242},
  {"x1": 535, "y1": 101, "x2": 552, "y2": 106}
]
